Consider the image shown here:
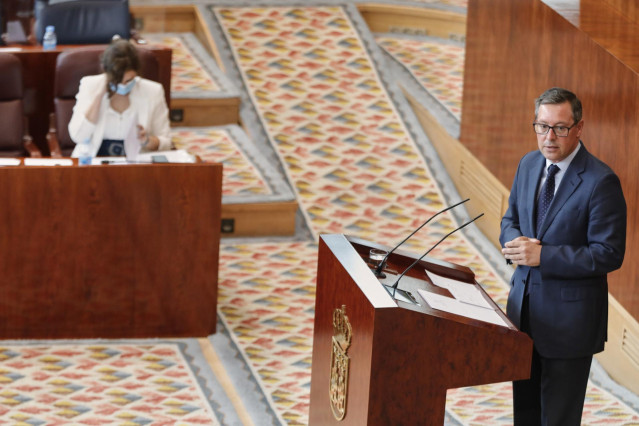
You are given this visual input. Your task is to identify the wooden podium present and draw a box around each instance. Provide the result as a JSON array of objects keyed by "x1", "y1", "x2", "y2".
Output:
[{"x1": 309, "y1": 234, "x2": 532, "y2": 425}]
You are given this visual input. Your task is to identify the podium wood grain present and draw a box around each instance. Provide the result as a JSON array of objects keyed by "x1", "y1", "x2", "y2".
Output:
[{"x1": 309, "y1": 235, "x2": 532, "y2": 425}]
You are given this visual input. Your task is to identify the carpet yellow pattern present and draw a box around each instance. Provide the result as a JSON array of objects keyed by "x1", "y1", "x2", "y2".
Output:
[{"x1": 0, "y1": 343, "x2": 219, "y2": 424}]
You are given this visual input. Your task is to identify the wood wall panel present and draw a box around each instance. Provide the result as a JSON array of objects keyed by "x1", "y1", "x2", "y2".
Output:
[
  {"x1": 545, "y1": 0, "x2": 639, "y2": 65},
  {"x1": 461, "y1": 0, "x2": 639, "y2": 318},
  {"x1": 599, "y1": 0, "x2": 639, "y2": 26}
]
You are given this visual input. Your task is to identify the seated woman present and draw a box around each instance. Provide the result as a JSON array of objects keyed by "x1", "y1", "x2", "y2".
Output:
[{"x1": 68, "y1": 39, "x2": 171, "y2": 157}]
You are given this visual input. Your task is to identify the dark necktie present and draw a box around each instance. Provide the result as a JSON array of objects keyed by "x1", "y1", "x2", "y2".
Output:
[{"x1": 536, "y1": 164, "x2": 559, "y2": 234}]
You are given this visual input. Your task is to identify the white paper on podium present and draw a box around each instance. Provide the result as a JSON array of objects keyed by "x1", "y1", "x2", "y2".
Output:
[
  {"x1": 417, "y1": 289, "x2": 508, "y2": 327},
  {"x1": 426, "y1": 270, "x2": 493, "y2": 309}
]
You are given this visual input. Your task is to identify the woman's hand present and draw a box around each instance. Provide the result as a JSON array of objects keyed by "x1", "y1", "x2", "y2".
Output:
[
  {"x1": 85, "y1": 81, "x2": 108, "y2": 124},
  {"x1": 137, "y1": 125, "x2": 159, "y2": 151}
]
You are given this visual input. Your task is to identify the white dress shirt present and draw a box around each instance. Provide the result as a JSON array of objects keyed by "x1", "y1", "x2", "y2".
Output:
[{"x1": 537, "y1": 142, "x2": 582, "y2": 199}]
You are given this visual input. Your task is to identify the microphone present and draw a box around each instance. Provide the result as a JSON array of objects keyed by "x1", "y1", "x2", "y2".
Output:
[
  {"x1": 390, "y1": 213, "x2": 484, "y2": 297},
  {"x1": 373, "y1": 198, "x2": 470, "y2": 277}
]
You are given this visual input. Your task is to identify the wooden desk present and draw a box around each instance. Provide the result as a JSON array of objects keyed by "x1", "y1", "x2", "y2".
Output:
[
  {"x1": 0, "y1": 44, "x2": 171, "y2": 154},
  {"x1": 0, "y1": 161, "x2": 222, "y2": 338}
]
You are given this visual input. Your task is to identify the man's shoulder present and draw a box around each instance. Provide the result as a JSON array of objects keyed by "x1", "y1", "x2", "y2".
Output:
[
  {"x1": 519, "y1": 149, "x2": 543, "y2": 165},
  {"x1": 577, "y1": 145, "x2": 618, "y2": 178}
]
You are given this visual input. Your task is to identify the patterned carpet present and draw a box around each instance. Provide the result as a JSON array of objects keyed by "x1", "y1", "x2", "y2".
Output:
[
  {"x1": 217, "y1": 242, "x2": 317, "y2": 424},
  {"x1": 377, "y1": 34, "x2": 464, "y2": 120},
  {"x1": 0, "y1": 342, "x2": 221, "y2": 424},
  {"x1": 145, "y1": 32, "x2": 239, "y2": 101},
  {"x1": 2, "y1": 1, "x2": 638, "y2": 425},
  {"x1": 172, "y1": 126, "x2": 272, "y2": 197},
  {"x1": 148, "y1": 33, "x2": 221, "y2": 93}
]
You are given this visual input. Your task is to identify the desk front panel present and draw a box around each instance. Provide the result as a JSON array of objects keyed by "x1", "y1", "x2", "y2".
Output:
[{"x1": 0, "y1": 162, "x2": 221, "y2": 338}]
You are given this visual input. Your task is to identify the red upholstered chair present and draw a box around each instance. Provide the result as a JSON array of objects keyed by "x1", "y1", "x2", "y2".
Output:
[
  {"x1": 48, "y1": 45, "x2": 162, "y2": 157},
  {"x1": 0, "y1": 52, "x2": 40, "y2": 157}
]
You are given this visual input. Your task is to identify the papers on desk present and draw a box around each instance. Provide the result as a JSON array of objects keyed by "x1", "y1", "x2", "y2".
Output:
[
  {"x1": 417, "y1": 289, "x2": 508, "y2": 327},
  {"x1": 136, "y1": 149, "x2": 196, "y2": 163},
  {"x1": 91, "y1": 157, "x2": 128, "y2": 165},
  {"x1": 419, "y1": 270, "x2": 509, "y2": 327},
  {"x1": 0, "y1": 158, "x2": 21, "y2": 166},
  {"x1": 89, "y1": 150, "x2": 196, "y2": 165},
  {"x1": 124, "y1": 113, "x2": 142, "y2": 162},
  {"x1": 426, "y1": 270, "x2": 493, "y2": 309},
  {"x1": 121, "y1": 117, "x2": 194, "y2": 163},
  {"x1": 24, "y1": 158, "x2": 74, "y2": 166}
]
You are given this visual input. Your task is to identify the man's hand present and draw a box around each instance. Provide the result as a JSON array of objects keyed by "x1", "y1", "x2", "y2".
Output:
[{"x1": 502, "y1": 236, "x2": 542, "y2": 266}]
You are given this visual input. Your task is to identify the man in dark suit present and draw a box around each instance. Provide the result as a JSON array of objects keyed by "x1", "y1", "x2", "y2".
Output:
[{"x1": 500, "y1": 87, "x2": 627, "y2": 425}]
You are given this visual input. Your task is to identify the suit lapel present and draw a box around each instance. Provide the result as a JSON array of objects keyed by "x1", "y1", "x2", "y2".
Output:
[{"x1": 537, "y1": 145, "x2": 587, "y2": 239}]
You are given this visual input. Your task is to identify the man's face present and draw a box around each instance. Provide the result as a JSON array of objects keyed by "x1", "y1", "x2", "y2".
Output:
[{"x1": 536, "y1": 101, "x2": 583, "y2": 163}]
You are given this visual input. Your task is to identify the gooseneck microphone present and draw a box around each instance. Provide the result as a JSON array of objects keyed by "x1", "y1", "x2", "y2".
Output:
[
  {"x1": 373, "y1": 198, "x2": 470, "y2": 277},
  {"x1": 390, "y1": 213, "x2": 484, "y2": 297}
]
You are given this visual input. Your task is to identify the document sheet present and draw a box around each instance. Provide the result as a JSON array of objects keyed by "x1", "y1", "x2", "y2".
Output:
[
  {"x1": 425, "y1": 270, "x2": 493, "y2": 309},
  {"x1": 124, "y1": 113, "x2": 141, "y2": 162},
  {"x1": 417, "y1": 289, "x2": 508, "y2": 327}
]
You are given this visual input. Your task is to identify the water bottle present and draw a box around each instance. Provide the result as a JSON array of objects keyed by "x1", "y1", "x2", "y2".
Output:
[
  {"x1": 42, "y1": 25, "x2": 57, "y2": 50},
  {"x1": 78, "y1": 139, "x2": 92, "y2": 165}
]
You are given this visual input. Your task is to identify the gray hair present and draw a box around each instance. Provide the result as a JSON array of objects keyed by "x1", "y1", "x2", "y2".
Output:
[{"x1": 534, "y1": 87, "x2": 582, "y2": 123}]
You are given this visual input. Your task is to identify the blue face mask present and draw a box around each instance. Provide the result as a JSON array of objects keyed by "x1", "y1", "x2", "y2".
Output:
[{"x1": 109, "y1": 77, "x2": 138, "y2": 95}]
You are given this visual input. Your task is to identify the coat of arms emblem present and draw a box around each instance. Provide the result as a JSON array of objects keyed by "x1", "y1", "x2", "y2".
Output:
[{"x1": 329, "y1": 305, "x2": 352, "y2": 421}]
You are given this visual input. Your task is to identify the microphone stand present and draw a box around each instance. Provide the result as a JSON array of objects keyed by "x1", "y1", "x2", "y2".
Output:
[
  {"x1": 391, "y1": 213, "x2": 484, "y2": 297},
  {"x1": 374, "y1": 198, "x2": 470, "y2": 278}
]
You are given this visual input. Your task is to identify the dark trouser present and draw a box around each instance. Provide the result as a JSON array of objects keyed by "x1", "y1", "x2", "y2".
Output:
[{"x1": 514, "y1": 295, "x2": 593, "y2": 426}]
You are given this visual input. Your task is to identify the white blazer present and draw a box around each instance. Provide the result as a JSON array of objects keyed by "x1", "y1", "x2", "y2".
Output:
[{"x1": 68, "y1": 73, "x2": 171, "y2": 157}]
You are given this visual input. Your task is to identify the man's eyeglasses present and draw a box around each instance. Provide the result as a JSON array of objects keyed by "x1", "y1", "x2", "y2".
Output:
[{"x1": 532, "y1": 122, "x2": 576, "y2": 137}]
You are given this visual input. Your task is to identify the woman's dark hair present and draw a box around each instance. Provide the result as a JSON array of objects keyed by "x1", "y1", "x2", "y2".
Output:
[{"x1": 101, "y1": 39, "x2": 140, "y2": 97}]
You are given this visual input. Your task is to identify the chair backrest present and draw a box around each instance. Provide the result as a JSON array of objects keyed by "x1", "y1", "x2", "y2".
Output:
[
  {"x1": 54, "y1": 45, "x2": 160, "y2": 155},
  {"x1": 35, "y1": 0, "x2": 131, "y2": 45},
  {"x1": 0, "y1": 53, "x2": 24, "y2": 157}
]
